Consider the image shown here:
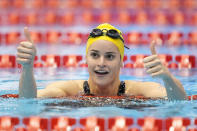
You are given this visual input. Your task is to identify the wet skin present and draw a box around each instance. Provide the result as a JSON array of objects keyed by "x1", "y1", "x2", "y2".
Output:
[{"x1": 86, "y1": 39, "x2": 124, "y2": 95}]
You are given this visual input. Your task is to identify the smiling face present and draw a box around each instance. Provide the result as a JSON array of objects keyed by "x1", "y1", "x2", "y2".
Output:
[{"x1": 86, "y1": 39, "x2": 123, "y2": 87}]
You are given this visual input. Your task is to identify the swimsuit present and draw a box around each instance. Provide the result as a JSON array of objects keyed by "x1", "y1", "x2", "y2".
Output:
[{"x1": 83, "y1": 81, "x2": 125, "y2": 96}]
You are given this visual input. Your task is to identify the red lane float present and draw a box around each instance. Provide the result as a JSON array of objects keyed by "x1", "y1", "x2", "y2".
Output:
[
  {"x1": 5, "y1": 32, "x2": 21, "y2": 45},
  {"x1": 0, "y1": 116, "x2": 19, "y2": 131},
  {"x1": 51, "y1": 117, "x2": 76, "y2": 131},
  {"x1": 131, "y1": 54, "x2": 148, "y2": 68},
  {"x1": 176, "y1": 55, "x2": 196, "y2": 69},
  {"x1": 29, "y1": 32, "x2": 43, "y2": 44},
  {"x1": 60, "y1": 11, "x2": 75, "y2": 26},
  {"x1": 80, "y1": 116, "x2": 105, "y2": 131},
  {"x1": 148, "y1": 32, "x2": 165, "y2": 43},
  {"x1": 165, "y1": 117, "x2": 191, "y2": 131},
  {"x1": 23, "y1": 116, "x2": 48, "y2": 131},
  {"x1": 138, "y1": 117, "x2": 163, "y2": 131},
  {"x1": 1, "y1": 94, "x2": 197, "y2": 101},
  {"x1": 0, "y1": 55, "x2": 16, "y2": 68},
  {"x1": 41, "y1": 55, "x2": 61, "y2": 68},
  {"x1": 0, "y1": 94, "x2": 19, "y2": 98},
  {"x1": 185, "y1": 31, "x2": 197, "y2": 45},
  {"x1": 8, "y1": 12, "x2": 20, "y2": 25},
  {"x1": 169, "y1": 55, "x2": 196, "y2": 69},
  {"x1": 64, "y1": 32, "x2": 83, "y2": 45},
  {"x1": 126, "y1": 32, "x2": 147, "y2": 45},
  {"x1": 1, "y1": 116, "x2": 196, "y2": 131},
  {"x1": 153, "y1": 11, "x2": 169, "y2": 26},
  {"x1": 45, "y1": 31, "x2": 61, "y2": 44},
  {"x1": 0, "y1": 33, "x2": 1, "y2": 44},
  {"x1": 0, "y1": 55, "x2": 195, "y2": 69},
  {"x1": 63, "y1": 55, "x2": 82, "y2": 68},
  {"x1": 108, "y1": 116, "x2": 133, "y2": 131},
  {"x1": 166, "y1": 31, "x2": 184, "y2": 46}
]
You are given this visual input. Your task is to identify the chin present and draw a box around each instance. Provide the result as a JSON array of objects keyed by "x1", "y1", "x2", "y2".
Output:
[{"x1": 94, "y1": 78, "x2": 112, "y2": 87}]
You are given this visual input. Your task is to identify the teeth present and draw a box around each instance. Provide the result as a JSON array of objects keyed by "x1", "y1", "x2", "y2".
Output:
[
  {"x1": 97, "y1": 71, "x2": 106, "y2": 73},
  {"x1": 95, "y1": 70, "x2": 108, "y2": 74}
]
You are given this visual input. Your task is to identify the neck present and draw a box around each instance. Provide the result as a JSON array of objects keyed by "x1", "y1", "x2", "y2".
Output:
[{"x1": 88, "y1": 78, "x2": 121, "y2": 96}]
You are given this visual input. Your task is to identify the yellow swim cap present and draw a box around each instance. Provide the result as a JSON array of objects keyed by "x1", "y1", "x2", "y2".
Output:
[{"x1": 86, "y1": 23, "x2": 125, "y2": 60}]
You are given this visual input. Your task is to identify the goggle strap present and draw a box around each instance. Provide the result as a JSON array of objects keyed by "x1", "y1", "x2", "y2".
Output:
[
  {"x1": 89, "y1": 28, "x2": 130, "y2": 50},
  {"x1": 124, "y1": 45, "x2": 130, "y2": 49}
]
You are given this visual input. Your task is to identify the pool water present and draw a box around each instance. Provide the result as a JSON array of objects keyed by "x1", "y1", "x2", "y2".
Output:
[
  {"x1": 1, "y1": 0, "x2": 197, "y2": 130},
  {"x1": 0, "y1": 45, "x2": 196, "y2": 119}
]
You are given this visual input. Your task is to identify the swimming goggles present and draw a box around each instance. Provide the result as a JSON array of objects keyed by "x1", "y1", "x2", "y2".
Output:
[{"x1": 88, "y1": 28, "x2": 129, "y2": 49}]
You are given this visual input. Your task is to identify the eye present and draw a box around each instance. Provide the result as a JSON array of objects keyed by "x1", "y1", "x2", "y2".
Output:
[
  {"x1": 90, "y1": 52, "x2": 99, "y2": 59},
  {"x1": 105, "y1": 54, "x2": 115, "y2": 60}
]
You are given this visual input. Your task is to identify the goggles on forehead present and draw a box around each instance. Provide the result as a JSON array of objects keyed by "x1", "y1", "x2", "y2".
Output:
[{"x1": 88, "y1": 28, "x2": 129, "y2": 49}]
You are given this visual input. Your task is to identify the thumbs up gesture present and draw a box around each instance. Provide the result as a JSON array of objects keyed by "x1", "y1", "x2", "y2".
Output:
[
  {"x1": 143, "y1": 40, "x2": 170, "y2": 79},
  {"x1": 17, "y1": 27, "x2": 37, "y2": 68}
]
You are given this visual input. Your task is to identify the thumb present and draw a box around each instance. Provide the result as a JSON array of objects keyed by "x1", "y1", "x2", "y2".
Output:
[
  {"x1": 24, "y1": 27, "x2": 33, "y2": 43},
  {"x1": 150, "y1": 40, "x2": 157, "y2": 55}
]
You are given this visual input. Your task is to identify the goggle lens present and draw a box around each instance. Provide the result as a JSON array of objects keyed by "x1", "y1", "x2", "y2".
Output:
[
  {"x1": 90, "y1": 29, "x2": 103, "y2": 37},
  {"x1": 107, "y1": 29, "x2": 120, "y2": 38},
  {"x1": 89, "y1": 28, "x2": 129, "y2": 49}
]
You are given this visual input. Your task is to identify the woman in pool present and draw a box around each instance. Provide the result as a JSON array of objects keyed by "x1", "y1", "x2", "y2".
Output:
[{"x1": 17, "y1": 23, "x2": 186, "y2": 100}]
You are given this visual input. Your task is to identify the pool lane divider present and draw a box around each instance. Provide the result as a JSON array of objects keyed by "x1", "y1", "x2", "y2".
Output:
[{"x1": 0, "y1": 94, "x2": 197, "y2": 100}]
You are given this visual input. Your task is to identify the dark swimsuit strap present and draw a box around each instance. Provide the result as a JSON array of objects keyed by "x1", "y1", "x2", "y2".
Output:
[{"x1": 83, "y1": 81, "x2": 125, "y2": 96}]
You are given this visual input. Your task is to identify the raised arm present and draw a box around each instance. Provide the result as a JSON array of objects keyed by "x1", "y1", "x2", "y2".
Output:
[
  {"x1": 17, "y1": 29, "x2": 83, "y2": 98},
  {"x1": 143, "y1": 40, "x2": 187, "y2": 100},
  {"x1": 17, "y1": 27, "x2": 37, "y2": 98}
]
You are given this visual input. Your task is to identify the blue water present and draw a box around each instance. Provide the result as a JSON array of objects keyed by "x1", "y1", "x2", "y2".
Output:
[
  {"x1": 0, "y1": 56, "x2": 196, "y2": 119},
  {"x1": 0, "y1": 43, "x2": 197, "y2": 119}
]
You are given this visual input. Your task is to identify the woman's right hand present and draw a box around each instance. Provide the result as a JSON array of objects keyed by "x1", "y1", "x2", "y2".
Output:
[{"x1": 16, "y1": 27, "x2": 36, "y2": 68}]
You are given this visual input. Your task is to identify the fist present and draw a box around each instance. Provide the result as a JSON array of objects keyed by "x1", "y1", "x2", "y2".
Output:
[
  {"x1": 143, "y1": 40, "x2": 170, "y2": 79},
  {"x1": 16, "y1": 27, "x2": 36, "y2": 68}
]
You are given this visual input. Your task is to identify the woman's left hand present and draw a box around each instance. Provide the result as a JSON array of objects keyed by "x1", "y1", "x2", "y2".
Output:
[{"x1": 143, "y1": 40, "x2": 171, "y2": 79}]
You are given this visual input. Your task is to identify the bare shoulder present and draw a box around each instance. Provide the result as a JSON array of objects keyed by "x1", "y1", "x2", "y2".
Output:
[
  {"x1": 46, "y1": 80, "x2": 85, "y2": 95},
  {"x1": 125, "y1": 80, "x2": 166, "y2": 98},
  {"x1": 46, "y1": 80, "x2": 84, "y2": 88}
]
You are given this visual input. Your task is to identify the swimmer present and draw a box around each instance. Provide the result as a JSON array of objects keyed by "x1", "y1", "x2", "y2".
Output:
[{"x1": 17, "y1": 23, "x2": 187, "y2": 100}]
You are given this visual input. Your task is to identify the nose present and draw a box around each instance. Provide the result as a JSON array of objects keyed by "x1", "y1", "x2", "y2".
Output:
[{"x1": 98, "y1": 56, "x2": 106, "y2": 67}]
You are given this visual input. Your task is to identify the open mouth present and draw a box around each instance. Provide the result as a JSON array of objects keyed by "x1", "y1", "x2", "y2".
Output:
[{"x1": 94, "y1": 70, "x2": 109, "y2": 75}]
